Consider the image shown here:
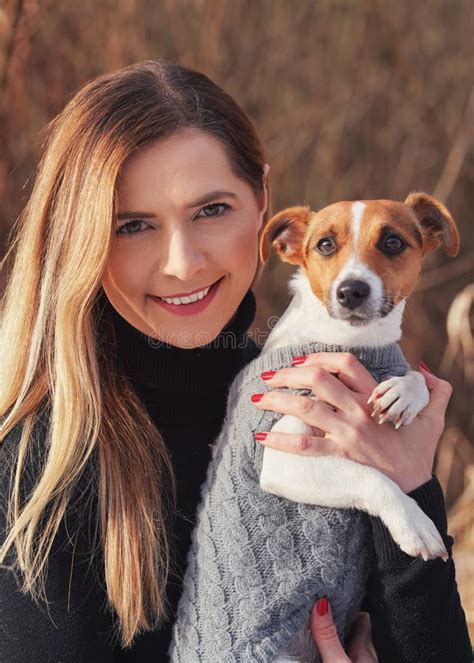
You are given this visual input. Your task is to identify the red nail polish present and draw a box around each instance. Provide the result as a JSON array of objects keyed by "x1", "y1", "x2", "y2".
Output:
[
  {"x1": 261, "y1": 371, "x2": 277, "y2": 380},
  {"x1": 292, "y1": 356, "x2": 307, "y2": 366},
  {"x1": 255, "y1": 432, "x2": 268, "y2": 442},
  {"x1": 419, "y1": 361, "x2": 433, "y2": 374},
  {"x1": 316, "y1": 596, "x2": 329, "y2": 616},
  {"x1": 251, "y1": 393, "x2": 264, "y2": 403}
]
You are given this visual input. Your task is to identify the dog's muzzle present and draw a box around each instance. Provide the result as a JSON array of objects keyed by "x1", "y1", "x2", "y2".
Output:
[{"x1": 329, "y1": 278, "x2": 391, "y2": 325}]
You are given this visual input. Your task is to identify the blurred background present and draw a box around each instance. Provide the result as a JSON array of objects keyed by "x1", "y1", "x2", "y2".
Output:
[{"x1": 1, "y1": 0, "x2": 473, "y2": 640}]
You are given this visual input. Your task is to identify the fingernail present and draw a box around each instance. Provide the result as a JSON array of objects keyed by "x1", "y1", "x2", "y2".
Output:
[
  {"x1": 254, "y1": 432, "x2": 268, "y2": 442},
  {"x1": 292, "y1": 356, "x2": 307, "y2": 365},
  {"x1": 260, "y1": 371, "x2": 277, "y2": 380},
  {"x1": 251, "y1": 393, "x2": 264, "y2": 403},
  {"x1": 316, "y1": 596, "x2": 329, "y2": 616},
  {"x1": 419, "y1": 361, "x2": 433, "y2": 374}
]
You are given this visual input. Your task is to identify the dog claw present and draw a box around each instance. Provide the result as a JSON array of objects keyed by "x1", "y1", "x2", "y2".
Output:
[{"x1": 367, "y1": 392, "x2": 379, "y2": 405}]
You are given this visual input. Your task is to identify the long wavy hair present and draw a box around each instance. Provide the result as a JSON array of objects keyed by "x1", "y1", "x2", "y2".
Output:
[{"x1": 0, "y1": 60, "x2": 269, "y2": 647}]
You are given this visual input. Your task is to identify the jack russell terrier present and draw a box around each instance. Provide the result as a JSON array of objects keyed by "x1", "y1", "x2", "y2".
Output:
[{"x1": 258, "y1": 191, "x2": 459, "y2": 563}]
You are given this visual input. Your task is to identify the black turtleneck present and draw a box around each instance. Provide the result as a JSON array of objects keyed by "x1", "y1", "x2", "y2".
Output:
[{"x1": 107, "y1": 289, "x2": 260, "y2": 661}]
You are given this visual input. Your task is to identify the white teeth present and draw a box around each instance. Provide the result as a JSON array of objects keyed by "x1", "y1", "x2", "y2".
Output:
[{"x1": 159, "y1": 285, "x2": 212, "y2": 305}]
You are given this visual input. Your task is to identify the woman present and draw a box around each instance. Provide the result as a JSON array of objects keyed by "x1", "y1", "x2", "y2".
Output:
[{"x1": 0, "y1": 60, "x2": 470, "y2": 662}]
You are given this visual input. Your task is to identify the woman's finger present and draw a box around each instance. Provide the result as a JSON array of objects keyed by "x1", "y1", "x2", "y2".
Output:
[
  {"x1": 346, "y1": 612, "x2": 378, "y2": 662},
  {"x1": 291, "y1": 352, "x2": 377, "y2": 394},
  {"x1": 259, "y1": 365, "x2": 368, "y2": 414},
  {"x1": 252, "y1": 389, "x2": 341, "y2": 432},
  {"x1": 415, "y1": 366, "x2": 452, "y2": 448},
  {"x1": 419, "y1": 365, "x2": 453, "y2": 424},
  {"x1": 310, "y1": 597, "x2": 349, "y2": 662},
  {"x1": 254, "y1": 429, "x2": 336, "y2": 455}
]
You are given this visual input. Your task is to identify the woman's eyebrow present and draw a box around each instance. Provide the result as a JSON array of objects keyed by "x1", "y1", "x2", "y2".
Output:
[
  {"x1": 186, "y1": 190, "x2": 237, "y2": 208},
  {"x1": 116, "y1": 191, "x2": 238, "y2": 220},
  {"x1": 116, "y1": 211, "x2": 157, "y2": 220}
]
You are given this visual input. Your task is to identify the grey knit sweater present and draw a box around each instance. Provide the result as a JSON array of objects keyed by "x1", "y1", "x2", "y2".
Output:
[{"x1": 168, "y1": 341, "x2": 410, "y2": 662}]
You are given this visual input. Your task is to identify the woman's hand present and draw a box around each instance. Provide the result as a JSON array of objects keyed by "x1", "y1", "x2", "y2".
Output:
[
  {"x1": 310, "y1": 596, "x2": 378, "y2": 662},
  {"x1": 252, "y1": 353, "x2": 452, "y2": 493}
]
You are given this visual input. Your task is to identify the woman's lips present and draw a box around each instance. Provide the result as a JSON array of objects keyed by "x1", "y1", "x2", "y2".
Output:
[{"x1": 149, "y1": 277, "x2": 223, "y2": 316}]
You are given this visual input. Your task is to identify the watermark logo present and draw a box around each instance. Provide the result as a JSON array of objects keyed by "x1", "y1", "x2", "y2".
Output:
[{"x1": 146, "y1": 315, "x2": 280, "y2": 349}]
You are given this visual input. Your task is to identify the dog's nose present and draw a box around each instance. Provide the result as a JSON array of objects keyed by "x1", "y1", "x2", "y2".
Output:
[{"x1": 336, "y1": 280, "x2": 370, "y2": 309}]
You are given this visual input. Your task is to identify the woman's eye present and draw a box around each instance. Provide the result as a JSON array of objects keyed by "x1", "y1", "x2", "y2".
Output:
[
  {"x1": 115, "y1": 204, "x2": 231, "y2": 235},
  {"x1": 383, "y1": 235, "x2": 406, "y2": 254},
  {"x1": 116, "y1": 219, "x2": 150, "y2": 236},
  {"x1": 316, "y1": 237, "x2": 336, "y2": 255},
  {"x1": 197, "y1": 203, "x2": 231, "y2": 219}
]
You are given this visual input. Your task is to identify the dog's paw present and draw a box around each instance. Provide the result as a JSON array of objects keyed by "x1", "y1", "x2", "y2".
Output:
[
  {"x1": 387, "y1": 497, "x2": 449, "y2": 562},
  {"x1": 367, "y1": 372, "x2": 430, "y2": 428}
]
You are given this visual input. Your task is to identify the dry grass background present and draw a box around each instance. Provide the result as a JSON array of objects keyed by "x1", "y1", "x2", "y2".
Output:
[{"x1": 1, "y1": 0, "x2": 473, "y2": 641}]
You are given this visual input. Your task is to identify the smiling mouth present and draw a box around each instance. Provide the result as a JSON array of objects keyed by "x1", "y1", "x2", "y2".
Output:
[{"x1": 155, "y1": 278, "x2": 222, "y2": 305}]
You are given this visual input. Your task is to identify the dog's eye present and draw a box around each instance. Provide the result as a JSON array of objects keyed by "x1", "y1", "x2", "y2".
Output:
[
  {"x1": 316, "y1": 237, "x2": 336, "y2": 255},
  {"x1": 383, "y1": 235, "x2": 406, "y2": 254}
]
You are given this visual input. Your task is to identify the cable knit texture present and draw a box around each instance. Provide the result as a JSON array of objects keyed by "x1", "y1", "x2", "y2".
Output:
[{"x1": 168, "y1": 341, "x2": 410, "y2": 662}]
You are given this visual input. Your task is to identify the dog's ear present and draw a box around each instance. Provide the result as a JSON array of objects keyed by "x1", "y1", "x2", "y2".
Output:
[
  {"x1": 404, "y1": 192, "x2": 460, "y2": 257},
  {"x1": 259, "y1": 206, "x2": 312, "y2": 265}
]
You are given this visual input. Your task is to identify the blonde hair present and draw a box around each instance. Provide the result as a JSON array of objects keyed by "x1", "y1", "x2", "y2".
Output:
[{"x1": 0, "y1": 60, "x2": 269, "y2": 647}]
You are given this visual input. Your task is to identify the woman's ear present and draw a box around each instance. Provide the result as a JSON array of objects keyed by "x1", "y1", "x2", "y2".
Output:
[
  {"x1": 404, "y1": 192, "x2": 460, "y2": 257},
  {"x1": 259, "y1": 205, "x2": 312, "y2": 265},
  {"x1": 256, "y1": 163, "x2": 270, "y2": 231}
]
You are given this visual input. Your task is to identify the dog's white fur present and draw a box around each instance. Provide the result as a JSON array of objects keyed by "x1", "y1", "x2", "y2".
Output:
[{"x1": 259, "y1": 202, "x2": 448, "y2": 661}]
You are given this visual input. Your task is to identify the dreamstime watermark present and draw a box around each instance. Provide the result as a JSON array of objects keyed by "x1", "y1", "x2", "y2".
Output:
[{"x1": 146, "y1": 314, "x2": 281, "y2": 349}]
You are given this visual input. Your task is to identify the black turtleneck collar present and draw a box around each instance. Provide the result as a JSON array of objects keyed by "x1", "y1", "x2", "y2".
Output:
[{"x1": 100, "y1": 288, "x2": 259, "y2": 394}]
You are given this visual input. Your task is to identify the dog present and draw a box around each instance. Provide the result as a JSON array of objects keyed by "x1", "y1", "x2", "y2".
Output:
[
  {"x1": 257, "y1": 192, "x2": 459, "y2": 661},
  {"x1": 258, "y1": 192, "x2": 459, "y2": 560}
]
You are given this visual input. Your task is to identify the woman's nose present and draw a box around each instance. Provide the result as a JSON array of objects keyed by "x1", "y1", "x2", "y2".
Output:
[{"x1": 160, "y1": 230, "x2": 207, "y2": 281}]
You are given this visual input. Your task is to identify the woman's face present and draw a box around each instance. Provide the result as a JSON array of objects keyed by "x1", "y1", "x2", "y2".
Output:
[{"x1": 102, "y1": 129, "x2": 268, "y2": 348}]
